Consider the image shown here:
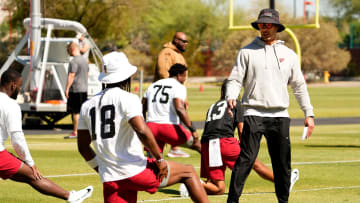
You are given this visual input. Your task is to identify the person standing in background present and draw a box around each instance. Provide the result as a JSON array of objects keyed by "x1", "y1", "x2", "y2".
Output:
[
  {"x1": 154, "y1": 32, "x2": 191, "y2": 158},
  {"x1": 64, "y1": 42, "x2": 89, "y2": 139}
]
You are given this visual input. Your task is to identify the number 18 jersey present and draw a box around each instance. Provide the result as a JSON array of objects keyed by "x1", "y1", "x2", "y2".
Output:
[
  {"x1": 201, "y1": 99, "x2": 243, "y2": 143},
  {"x1": 144, "y1": 78, "x2": 186, "y2": 125},
  {"x1": 78, "y1": 88, "x2": 147, "y2": 183}
]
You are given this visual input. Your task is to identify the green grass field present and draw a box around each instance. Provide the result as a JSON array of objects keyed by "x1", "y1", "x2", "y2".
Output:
[
  {"x1": 1, "y1": 124, "x2": 360, "y2": 202},
  {"x1": 187, "y1": 85, "x2": 360, "y2": 120},
  {"x1": 57, "y1": 84, "x2": 360, "y2": 124},
  {"x1": 1, "y1": 84, "x2": 360, "y2": 202}
]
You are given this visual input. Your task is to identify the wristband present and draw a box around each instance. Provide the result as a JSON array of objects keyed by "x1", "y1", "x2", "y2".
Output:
[
  {"x1": 87, "y1": 156, "x2": 98, "y2": 169},
  {"x1": 156, "y1": 158, "x2": 165, "y2": 163},
  {"x1": 188, "y1": 123, "x2": 197, "y2": 133}
]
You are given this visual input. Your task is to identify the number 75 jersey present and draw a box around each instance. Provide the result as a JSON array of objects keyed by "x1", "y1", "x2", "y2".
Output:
[{"x1": 144, "y1": 78, "x2": 187, "y2": 125}]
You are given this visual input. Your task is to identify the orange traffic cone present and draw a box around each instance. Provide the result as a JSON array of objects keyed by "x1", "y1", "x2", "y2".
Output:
[{"x1": 199, "y1": 85, "x2": 204, "y2": 92}]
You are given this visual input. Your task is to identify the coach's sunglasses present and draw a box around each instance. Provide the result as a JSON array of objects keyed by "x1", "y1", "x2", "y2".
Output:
[{"x1": 258, "y1": 23, "x2": 274, "y2": 29}]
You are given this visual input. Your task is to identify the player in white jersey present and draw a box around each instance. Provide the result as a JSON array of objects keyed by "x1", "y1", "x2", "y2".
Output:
[
  {"x1": 0, "y1": 69, "x2": 93, "y2": 203},
  {"x1": 142, "y1": 63, "x2": 201, "y2": 155},
  {"x1": 77, "y1": 52, "x2": 208, "y2": 203}
]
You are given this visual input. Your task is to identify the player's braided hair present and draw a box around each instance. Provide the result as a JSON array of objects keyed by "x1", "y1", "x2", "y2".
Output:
[
  {"x1": 99, "y1": 78, "x2": 131, "y2": 107},
  {"x1": 102, "y1": 78, "x2": 131, "y2": 92}
]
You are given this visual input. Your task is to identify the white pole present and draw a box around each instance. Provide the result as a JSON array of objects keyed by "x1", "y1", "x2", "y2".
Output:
[
  {"x1": 35, "y1": 24, "x2": 53, "y2": 104},
  {"x1": 30, "y1": 0, "x2": 42, "y2": 88}
]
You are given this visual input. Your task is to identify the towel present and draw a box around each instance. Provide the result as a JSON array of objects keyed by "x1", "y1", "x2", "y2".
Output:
[{"x1": 209, "y1": 138, "x2": 223, "y2": 167}]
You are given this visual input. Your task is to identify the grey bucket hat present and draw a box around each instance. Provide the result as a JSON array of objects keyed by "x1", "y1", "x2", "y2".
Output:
[{"x1": 251, "y1": 8, "x2": 285, "y2": 32}]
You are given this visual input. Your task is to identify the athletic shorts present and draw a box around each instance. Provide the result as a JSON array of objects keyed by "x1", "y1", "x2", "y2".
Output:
[
  {"x1": 200, "y1": 137, "x2": 240, "y2": 181},
  {"x1": 146, "y1": 122, "x2": 192, "y2": 153},
  {"x1": 67, "y1": 92, "x2": 88, "y2": 114},
  {"x1": 103, "y1": 158, "x2": 161, "y2": 203},
  {"x1": 0, "y1": 150, "x2": 23, "y2": 180}
]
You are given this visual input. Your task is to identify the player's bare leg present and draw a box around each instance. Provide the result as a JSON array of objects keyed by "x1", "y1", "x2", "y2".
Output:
[
  {"x1": 166, "y1": 161, "x2": 208, "y2": 203},
  {"x1": 10, "y1": 163, "x2": 69, "y2": 199},
  {"x1": 180, "y1": 137, "x2": 201, "y2": 153},
  {"x1": 202, "y1": 179, "x2": 226, "y2": 195},
  {"x1": 72, "y1": 113, "x2": 80, "y2": 135},
  {"x1": 252, "y1": 159, "x2": 274, "y2": 182},
  {"x1": 190, "y1": 137, "x2": 201, "y2": 153}
]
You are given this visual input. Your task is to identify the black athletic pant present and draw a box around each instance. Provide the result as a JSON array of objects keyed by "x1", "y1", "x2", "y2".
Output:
[{"x1": 227, "y1": 116, "x2": 291, "y2": 203}]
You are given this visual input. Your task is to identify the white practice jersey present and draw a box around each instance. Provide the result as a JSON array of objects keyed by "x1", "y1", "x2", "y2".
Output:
[
  {"x1": 78, "y1": 88, "x2": 147, "y2": 183},
  {"x1": 144, "y1": 78, "x2": 187, "y2": 124},
  {"x1": 0, "y1": 92, "x2": 23, "y2": 151}
]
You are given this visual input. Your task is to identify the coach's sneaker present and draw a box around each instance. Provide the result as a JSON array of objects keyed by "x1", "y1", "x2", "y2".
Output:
[
  {"x1": 289, "y1": 169, "x2": 299, "y2": 192},
  {"x1": 67, "y1": 185, "x2": 93, "y2": 203},
  {"x1": 64, "y1": 132, "x2": 78, "y2": 139},
  {"x1": 179, "y1": 183, "x2": 189, "y2": 197},
  {"x1": 168, "y1": 149, "x2": 190, "y2": 158}
]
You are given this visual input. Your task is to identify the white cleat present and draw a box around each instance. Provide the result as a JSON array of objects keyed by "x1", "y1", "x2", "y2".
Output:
[
  {"x1": 179, "y1": 183, "x2": 189, "y2": 197},
  {"x1": 289, "y1": 169, "x2": 299, "y2": 192},
  {"x1": 67, "y1": 185, "x2": 94, "y2": 203},
  {"x1": 168, "y1": 149, "x2": 190, "y2": 158}
]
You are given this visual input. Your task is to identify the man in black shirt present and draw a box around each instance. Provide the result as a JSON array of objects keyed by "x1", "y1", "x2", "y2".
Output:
[{"x1": 200, "y1": 79, "x2": 275, "y2": 195}]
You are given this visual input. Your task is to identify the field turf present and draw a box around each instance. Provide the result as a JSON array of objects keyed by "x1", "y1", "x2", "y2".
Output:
[{"x1": 1, "y1": 84, "x2": 359, "y2": 202}]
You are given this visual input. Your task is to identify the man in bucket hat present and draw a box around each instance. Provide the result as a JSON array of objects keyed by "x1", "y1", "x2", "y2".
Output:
[
  {"x1": 226, "y1": 8, "x2": 315, "y2": 203},
  {"x1": 76, "y1": 52, "x2": 208, "y2": 203}
]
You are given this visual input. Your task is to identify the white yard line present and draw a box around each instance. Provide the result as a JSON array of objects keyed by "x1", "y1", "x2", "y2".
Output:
[
  {"x1": 44, "y1": 160, "x2": 360, "y2": 178},
  {"x1": 4, "y1": 143, "x2": 75, "y2": 147},
  {"x1": 291, "y1": 160, "x2": 360, "y2": 165},
  {"x1": 137, "y1": 185, "x2": 360, "y2": 202},
  {"x1": 45, "y1": 172, "x2": 96, "y2": 178}
]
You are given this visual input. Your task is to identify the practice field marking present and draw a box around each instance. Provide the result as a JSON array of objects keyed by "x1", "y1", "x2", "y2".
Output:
[
  {"x1": 45, "y1": 172, "x2": 96, "y2": 178},
  {"x1": 137, "y1": 185, "x2": 360, "y2": 202},
  {"x1": 291, "y1": 160, "x2": 360, "y2": 165},
  {"x1": 4, "y1": 143, "x2": 75, "y2": 147},
  {"x1": 314, "y1": 130, "x2": 360, "y2": 135},
  {"x1": 44, "y1": 160, "x2": 360, "y2": 178}
]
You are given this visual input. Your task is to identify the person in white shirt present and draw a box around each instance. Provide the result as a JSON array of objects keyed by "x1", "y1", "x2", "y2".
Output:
[
  {"x1": 0, "y1": 69, "x2": 93, "y2": 203},
  {"x1": 142, "y1": 63, "x2": 201, "y2": 156},
  {"x1": 77, "y1": 52, "x2": 208, "y2": 203}
]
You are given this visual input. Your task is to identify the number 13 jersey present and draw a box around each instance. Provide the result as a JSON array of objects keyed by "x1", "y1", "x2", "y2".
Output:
[
  {"x1": 78, "y1": 88, "x2": 147, "y2": 183},
  {"x1": 144, "y1": 78, "x2": 187, "y2": 125},
  {"x1": 201, "y1": 99, "x2": 243, "y2": 143}
]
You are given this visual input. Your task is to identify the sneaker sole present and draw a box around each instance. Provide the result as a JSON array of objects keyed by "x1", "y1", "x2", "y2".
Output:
[
  {"x1": 167, "y1": 153, "x2": 190, "y2": 158},
  {"x1": 64, "y1": 136, "x2": 78, "y2": 139}
]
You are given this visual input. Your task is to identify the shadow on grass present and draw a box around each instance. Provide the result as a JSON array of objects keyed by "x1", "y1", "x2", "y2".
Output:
[
  {"x1": 305, "y1": 145, "x2": 360, "y2": 148},
  {"x1": 157, "y1": 188, "x2": 180, "y2": 196}
]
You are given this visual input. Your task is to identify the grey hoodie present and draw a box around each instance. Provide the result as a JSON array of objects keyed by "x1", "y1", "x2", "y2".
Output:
[{"x1": 226, "y1": 37, "x2": 314, "y2": 118}]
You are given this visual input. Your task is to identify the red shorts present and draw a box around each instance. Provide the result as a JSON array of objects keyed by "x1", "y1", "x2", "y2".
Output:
[
  {"x1": 146, "y1": 122, "x2": 192, "y2": 152},
  {"x1": 103, "y1": 158, "x2": 161, "y2": 203},
  {"x1": 0, "y1": 150, "x2": 23, "y2": 180},
  {"x1": 200, "y1": 137, "x2": 240, "y2": 181}
]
